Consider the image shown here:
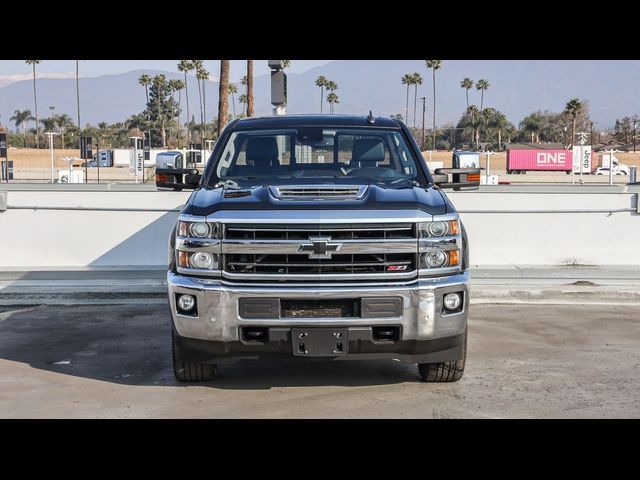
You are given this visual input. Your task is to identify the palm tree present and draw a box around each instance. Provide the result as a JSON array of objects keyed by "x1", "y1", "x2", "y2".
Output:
[
  {"x1": 169, "y1": 79, "x2": 184, "y2": 142},
  {"x1": 228, "y1": 83, "x2": 238, "y2": 117},
  {"x1": 564, "y1": 98, "x2": 583, "y2": 149},
  {"x1": 476, "y1": 79, "x2": 490, "y2": 111},
  {"x1": 327, "y1": 92, "x2": 339, "y2": 114},
  {"x1": 466, "y1": 105, "x2": 481, "y2": 149},
  {"x1": 325, "y1": 81, "x2": 338, "y2": 113},
  {"x1": 55, "y1": 113, "x2": 72, "y2": 148},
  {"x1": 40, "y1": 117, "x2": 57, "y2": 133},
  {"x1": 410, "y1": 72, "x2": 423, "y2": 128},
  {"x1": 238, "y1": 94, "x2": 248, "y2": 115},
  {"x1": 247, "y1": 60, "x2": 254, "y2": 117},
  {"x1": 191, "y1": 60, "x2": 204, "y2": 132},
  {"x1": 138, "y1": 73, "x2": 152, "y2": 105},
  {"x1": 315, "y1": 75, "x2": 328, "y2": 114},
  {"x1": 25, "y1": 60, "x2": 41, "y2": 148},
  {"x1": 490, "y1": 111, "x2": 509, "y2": 150},
  {"x1": 425, "y1": 60, "x2": 442, "y2": 150},
  {"x1": 177, "y1": 60, "x2": 194, "y2": 139},
  {"x1": 401, "y1": 74, "x2": 412, "y2": 125},
  {"x1": 217, "y1": 60, "x2": 230, "y2": 136},
  {"x1": 460, "y1": 78, "x2": 473, "y2": 109},
  {"x1": 519, "y1": 112, "x2": 544, "y2": 143},
  {"x1": 10, "y1": 109, "x2": 33, "y2": 147},
  {"x1": 480, "y1": 107, "x2": 497, "y2": 145},
  {"x1": 194, "y1": 61, "x2": 209, "y2": 138}
]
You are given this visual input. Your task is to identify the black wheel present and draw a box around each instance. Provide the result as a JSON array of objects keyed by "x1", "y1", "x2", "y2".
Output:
[
  {"x1": 417, "y1": 328, "x2": 467, "y2": 382},
  {"x1": 172, "y1": 330, "x2": 217, "y2": 382}
]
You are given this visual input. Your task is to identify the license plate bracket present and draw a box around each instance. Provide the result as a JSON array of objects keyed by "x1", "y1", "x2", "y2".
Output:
[{"x1": 291, "y1": 328, "x2": 349, "y2": 356}]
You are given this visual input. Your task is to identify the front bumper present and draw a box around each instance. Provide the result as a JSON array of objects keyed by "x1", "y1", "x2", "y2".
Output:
[{"x1": 167, "y1": 272, "x2": 469, "y2": 363}]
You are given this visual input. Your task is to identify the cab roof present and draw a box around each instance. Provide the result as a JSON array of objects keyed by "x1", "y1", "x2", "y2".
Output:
[{"x1": 232, "y1": 114, "x2": 401, "y2": 130}]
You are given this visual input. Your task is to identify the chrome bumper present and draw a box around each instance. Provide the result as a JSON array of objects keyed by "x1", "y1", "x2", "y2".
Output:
[{"x1": 167, "y1": 272, "x2": 469, "y2": 343}]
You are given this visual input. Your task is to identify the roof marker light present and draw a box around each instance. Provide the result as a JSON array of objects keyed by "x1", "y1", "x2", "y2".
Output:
[{"x1": 367, "y1": 110, "x2": 375, "y2": 124}]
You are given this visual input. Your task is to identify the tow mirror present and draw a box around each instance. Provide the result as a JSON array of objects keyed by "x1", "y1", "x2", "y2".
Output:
[
  {"x1": 156, "y1": 168, "x2": 201, "y2": 191},
  {"x1": 433, "y1": 168, "x2": 481, "y2": 190}
]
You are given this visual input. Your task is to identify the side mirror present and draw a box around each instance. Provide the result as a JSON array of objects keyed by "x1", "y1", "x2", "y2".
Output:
[
  {"x1": 433, "y1": 168, "x2": 480, "y2": 190},
  {"x1": 156, "y1": 168, "x2": 201, "y2": 191}
]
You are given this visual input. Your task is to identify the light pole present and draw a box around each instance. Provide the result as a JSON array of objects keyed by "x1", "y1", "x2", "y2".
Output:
[
  {"x1": 45, "y1": 131, "x2": 59, "y2": 183},
  {"x1": 419, "y1": 96, "x2": 426, "y2": 150},
  {"x1": 485, "y1": 151, "x2": 495, "y2": 184}
]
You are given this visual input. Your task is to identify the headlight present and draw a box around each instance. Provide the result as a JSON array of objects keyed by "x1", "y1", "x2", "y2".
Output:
[
  {"x1": 419, "y1": 219, "x2": 459, "y2": 238},
  {"x1": 190, "y1": 252, "x2": 217, "y2": 269},
  {"x1": 420, "y1": 249, "x2": 459, "y2": 269},
  {"x1": 178, "y1": 221, "x2": 220, "y2": 239},
  {"x1": 191, "y1": 222, "x2": 210, "y2": 238},
  {"x1": 178, "y1": 251, "x2": 219, "y2": 270},
  {"x1": 422, "y1": 249, "x2": 448, "y2": 268}
]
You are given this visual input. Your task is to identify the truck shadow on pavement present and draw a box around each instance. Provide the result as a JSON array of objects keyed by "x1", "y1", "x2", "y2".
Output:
[{"x1": 0, "y1": 304, "x2": 419, "y2": 389}]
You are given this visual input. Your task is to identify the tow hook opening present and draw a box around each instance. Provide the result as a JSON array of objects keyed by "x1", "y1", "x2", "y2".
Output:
[
  {"x1": 242, "y1": 327, "x2": 269, "y2": 343},
  {"x1": 372, "y1": 326, "x2": 400, "y2": 342}
]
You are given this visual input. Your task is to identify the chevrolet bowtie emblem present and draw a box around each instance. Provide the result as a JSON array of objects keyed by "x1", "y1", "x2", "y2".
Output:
[{"x1": 298, "y1": 236, "x2": 342, "y2": 259}]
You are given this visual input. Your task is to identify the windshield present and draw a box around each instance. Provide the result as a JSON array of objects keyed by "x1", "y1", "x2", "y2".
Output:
[{"x1": 212, "y1": 127, "x2": 425, "y2": 185}]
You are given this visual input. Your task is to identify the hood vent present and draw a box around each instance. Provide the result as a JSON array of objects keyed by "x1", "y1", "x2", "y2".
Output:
[{"x1": 269, "y1": 185, "x2": 368, "y2": 201}]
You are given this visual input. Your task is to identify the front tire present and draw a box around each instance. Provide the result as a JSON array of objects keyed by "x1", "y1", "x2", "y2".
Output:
[
  {"x1": 418, "y1": 328, "x2": 467, "y2": 382},
  {"x1": 172, "y1": 331, "x2": 217, "y2": 382}
]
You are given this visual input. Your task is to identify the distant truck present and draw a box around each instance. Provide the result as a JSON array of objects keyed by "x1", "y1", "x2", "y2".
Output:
[
  {"x1": 592, "y1": 153, "x2": 630, "y2": 175},
  {"x1": 507, "y1": 149, "x2": 574, "y2": 174},
  {"x1": 90, "y1": 149, "x2": 181, "y2": 168}
]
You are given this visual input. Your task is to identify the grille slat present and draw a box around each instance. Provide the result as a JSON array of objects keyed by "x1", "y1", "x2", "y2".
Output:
[{"x1": 226, "y1": 223, "x2": 415, "y2": 241}]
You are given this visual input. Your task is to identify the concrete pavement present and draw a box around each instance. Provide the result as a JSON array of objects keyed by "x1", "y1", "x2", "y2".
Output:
[{"x1": 0, "y1": 303, "x2": 638, "y2": 418}]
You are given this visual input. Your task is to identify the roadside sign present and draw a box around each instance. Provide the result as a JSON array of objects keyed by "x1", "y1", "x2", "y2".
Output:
[
  {"x1": 143, "y1": 133, "x2": 150, "y2": 161},
  {"x1": 0, "y1": 133, "x2": 7, "y2": 158}
]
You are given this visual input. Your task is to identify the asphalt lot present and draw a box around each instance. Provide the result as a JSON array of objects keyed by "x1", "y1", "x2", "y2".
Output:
[{"x1": 0, "y1": 303, "x2": 638, "y2": 418}]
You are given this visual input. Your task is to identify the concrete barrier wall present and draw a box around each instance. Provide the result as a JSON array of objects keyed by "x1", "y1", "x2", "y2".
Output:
[{"x1": 0, "y1": 186, "x2": 638, "y2": 269}]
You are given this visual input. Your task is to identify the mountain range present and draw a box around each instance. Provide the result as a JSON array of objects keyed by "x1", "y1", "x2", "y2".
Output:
[{"x1": 1, "y1": 60, "x2": 638, "y2": 131}]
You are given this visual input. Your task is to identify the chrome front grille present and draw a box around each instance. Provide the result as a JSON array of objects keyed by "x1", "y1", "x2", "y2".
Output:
[
  {"x1": 221, "y1": 223, "x2": 418, "y2": 282},
  {"x1": 225, "y1": 223, "x2": 415, "y2": 240},
  {"x1": 269, "y1": 185, "x2": 368, "y2": 200}
]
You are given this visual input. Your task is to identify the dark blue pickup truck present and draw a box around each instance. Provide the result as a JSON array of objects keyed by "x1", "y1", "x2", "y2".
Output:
[{"x1": 164, "y1": 114, "x2": 479, "y2": 382}]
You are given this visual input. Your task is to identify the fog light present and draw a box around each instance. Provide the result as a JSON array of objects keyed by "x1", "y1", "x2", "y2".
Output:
[
  {"x1": 443, "y1": 292, "x2": 462, "y2": 311},
  {"x1": 177, "y1": 294, "x2": 195, "y2": 312}
]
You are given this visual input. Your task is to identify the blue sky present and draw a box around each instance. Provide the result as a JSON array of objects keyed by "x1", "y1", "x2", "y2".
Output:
[{"x1": 0, "y1": 60, "x2": 331, "y2": 81}]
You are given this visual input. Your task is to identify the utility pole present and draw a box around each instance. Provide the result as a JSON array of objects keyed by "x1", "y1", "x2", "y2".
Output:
[
  {"x1": 606, "y1": 148, "x2": 615, "y2": 186},
  {"x1": 485, "y1": 151, "x2": 495, "y2": 184},
  {"x1": 268, "y1": 61, "x2": 287, "y2": 116},
  {"x1": 419, "y1": 97, "x2": 426, "y2": 149},
  {"x1": 45, "y1": 131, "x2": 59, "y2": 183}
]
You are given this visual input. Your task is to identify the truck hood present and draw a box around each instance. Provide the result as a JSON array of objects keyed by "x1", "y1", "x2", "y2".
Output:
[{"x1": 184, "y1": 181, "x2": 449, "y2": 216}]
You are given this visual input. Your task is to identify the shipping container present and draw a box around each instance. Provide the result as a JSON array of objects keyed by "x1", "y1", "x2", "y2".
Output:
[{"x1": 506, "y1": 149, "x2": 573, "y2": 174}]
